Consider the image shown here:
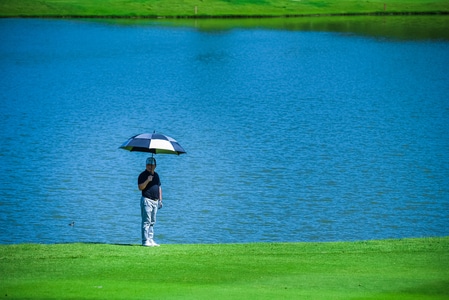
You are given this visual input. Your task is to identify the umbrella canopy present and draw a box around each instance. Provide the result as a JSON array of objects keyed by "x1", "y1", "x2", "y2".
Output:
[{"x1": 120, "y1": 132, "x2": 186, "y2": 155}]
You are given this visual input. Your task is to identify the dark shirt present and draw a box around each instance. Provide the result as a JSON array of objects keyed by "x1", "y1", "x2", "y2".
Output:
[{"x1": 138, "y1": 170, "x2": 161, "y2": 200}]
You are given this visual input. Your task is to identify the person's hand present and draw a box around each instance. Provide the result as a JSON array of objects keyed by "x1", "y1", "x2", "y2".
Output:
[
  {"x1": 148, "y1": 175, "x2": 153, "y2": 182},
  {"x1": 158, "y1": 200, "x2": 163, "y2": 209}
]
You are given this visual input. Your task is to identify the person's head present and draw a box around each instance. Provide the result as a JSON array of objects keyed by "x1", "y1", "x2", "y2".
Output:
[{"x1": 146, "y1": 157, "x2": 157, "y2": 172}]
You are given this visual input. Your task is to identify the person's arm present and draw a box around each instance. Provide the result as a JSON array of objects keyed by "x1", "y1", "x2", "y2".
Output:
[
  {"x1": 138, "y1": 175, "x2": 153, "y2": 191},
  {"x1": 159, "y1": 186, "x2": 163, "y2": 201}
]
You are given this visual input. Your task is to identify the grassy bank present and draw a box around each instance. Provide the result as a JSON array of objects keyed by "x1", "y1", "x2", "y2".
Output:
[
  {"x1": 1, "y1": 237, "x2": 448, "y2": 299},
  {"x1": 1, "y1": 0, "x2": 449, "y2": 18}
]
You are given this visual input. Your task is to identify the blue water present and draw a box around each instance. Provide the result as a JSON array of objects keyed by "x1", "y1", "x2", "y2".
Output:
[{"x1": 1, "y1": 18, "x2": 448, "y2": 245}]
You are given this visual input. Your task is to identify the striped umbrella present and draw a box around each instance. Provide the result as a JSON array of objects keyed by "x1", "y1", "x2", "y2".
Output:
[{"x1": 120, "y1": 132, "x2": 186, "y2": 155}]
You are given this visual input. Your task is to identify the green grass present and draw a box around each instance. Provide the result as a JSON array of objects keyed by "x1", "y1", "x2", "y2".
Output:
[
  {"x1": 1, "y1": 237, "x2": 448, "y2": 299},
  {"x1": 1, "y1": 0, "x2": 449, "y2": 17}
]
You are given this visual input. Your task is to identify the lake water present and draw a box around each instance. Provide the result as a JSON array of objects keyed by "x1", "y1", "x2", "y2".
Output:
[{"x1": 0, "y1": 17, "x2": 448, "y2": 245}]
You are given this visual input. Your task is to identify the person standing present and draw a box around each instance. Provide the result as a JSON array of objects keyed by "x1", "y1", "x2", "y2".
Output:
[{"x1": 138, "y1": 157, "x2": 163, "y2": 247}]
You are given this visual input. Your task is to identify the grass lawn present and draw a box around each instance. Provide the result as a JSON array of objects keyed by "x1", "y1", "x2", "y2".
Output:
[
  {"x1": 0, "y1": 237, "x2": 448, "y2": 299},
  {"x1": 1, "y1": 0, "x2": 449, "y2": 17}
]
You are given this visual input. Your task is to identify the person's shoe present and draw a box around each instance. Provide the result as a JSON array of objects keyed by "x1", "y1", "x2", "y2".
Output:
[
  {"x1": 150, "y1": 239, "x2": 160, "y2": 247},
  {"x1": 142, "y1": 241, "x2": 153, "y2": 247}
]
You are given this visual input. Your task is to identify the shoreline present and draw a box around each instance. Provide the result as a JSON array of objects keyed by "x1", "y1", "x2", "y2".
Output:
[
  {"x1": 2, "y1": 11, "x2": 449, "y2": 19},
  {"x1": 0, "y1": 235, "x2": 447, "y2": 246}
]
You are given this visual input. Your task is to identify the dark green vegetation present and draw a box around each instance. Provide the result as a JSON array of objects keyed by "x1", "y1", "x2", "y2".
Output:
[
  {"x1": 1, "y1": 0, "x2": 449, "y2": 18},
  {"x1": 1, "y1": 237, "x2": 448, "y2": 299}
]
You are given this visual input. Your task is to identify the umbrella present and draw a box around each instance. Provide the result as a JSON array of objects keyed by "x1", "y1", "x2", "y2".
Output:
[{"x1": 120, "y1": 132, "x2": 186, "y2": 155}]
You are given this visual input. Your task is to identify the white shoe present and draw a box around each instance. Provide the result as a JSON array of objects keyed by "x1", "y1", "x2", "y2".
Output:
[
  {"x1": 142, "y1": 241, "x2": 153, "y2": 247},
  {"x1": 150, "y1": 240, "x2": 160, "y2": 247}
]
